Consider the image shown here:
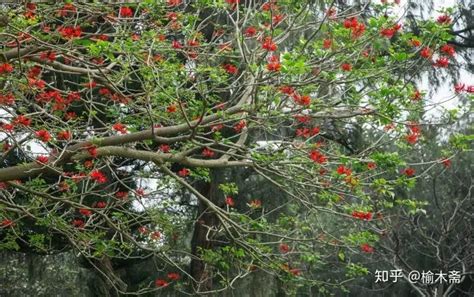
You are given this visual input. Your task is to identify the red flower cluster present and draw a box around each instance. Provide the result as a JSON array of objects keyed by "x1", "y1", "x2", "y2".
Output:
[
  {"x1": 411, "y1": 90, "x2": 422, "y2": 101},
  {"x1": 0, "y1": 93, "x2": 15, "y2": 105},
  {"x1": 36, "y1": 155, "x2": 49, "y2": 164},
  {"x1": 225, "y1": 196, "x2": 235, "y2": 207},
  {"x1": 155, "y1": 279, "x2": 169, "y2": 288},
  {"x1": 244, "y1": 26, "x2": 257, "y2": 37},
  {"x1": 249, "y1": 199, "x2": 262, "y2": 208},
  {"x1": 178, "y1": 168, "x2": 190, "y2": 177},
  {"x1": 380, "y1": 23, "x2": 402, "y2": 39},
  {"x1": 202, "y1": 148, "x2": 215, "y2": 158},
  {"x1": 58, "y1": 26, "x2": 82, "y2": 39},
  {"x1": 115, "y1": 191, "x2": 129, "y2": 200},
  {"x1": 167, "y1": 0, "x2": 182, "y2": 6},
  {"x1": 352, "y1": 210, "x2": 372, "y2": 220},
  {"x1": 437, "y1": 14, "x2": 452, "y2": 25},
  {"x1": 343, "y1": 17, "x2": 366, "y2": 38},
  {"x1": 360, "y1": 243, "x2": 374, "y2": 253},
  {"x1": 96, "y1": 201, "x2": 107, "y2": 208},
  {"x1": 262, "y1": 37, "x2": 278, "y2": 51},
  {"x1": 1, "y1": 219, "x2": 14, "y2": 228},
  {"x1": 79, "y1": 208, "x2": 92, "y2": 216},
  {"x1": 296, "y1": 127, "x2": 319, "y2": 138},
  {"x1": 293, "y1": 94, "x2": 311, "y2": 106},
  {"x1": 58, "y1": 3, "x2": 77, "y2": 17},
  {"x1": 367, "y1": 162, "x2": 377, "y2": 170},
  {"x1": 420, "y1": 47, "x2": 432, "y2": 59},
  {"x1": 309, "y1": 150, "x2": 327, "y2": 164},
  {"x1": 167, "y1": 272, "x2": 180, "y2": 281},
  {"x1": 72, "y1": 219, "x2": 85, "y2": 228},
  {"x1": 279, "y1": 243, "x2": 290, "y2": 253},
  {"x1": 112, "y1": 123, "x2": 127, "y2": 134},
  {"x1": 336, "y1": 165, "x2": 352, "y2": 176},
  {"x1": 233, "y1": 120, "x2": 246, "y2": 132},
  {"x1": 433, "y1": 57, "x2": 449, "y2": 68},
  {"x1": 35, "y1": 130, "x2": 52, "y2": 142},
  {"x1": 266, "y1": 55, "x2": 281, "y2": 72},
  {"x1": 403, "y1": 167, "x2": 415, "y2": 177},
  {"x1": 223, "y1": 63, "x2": 238, "y2": 75},
  {"x1": 441, "y1": 158, "x2": 451, "y2": 168},
  {"x1": 0, "y1": 63, "x2": 14, "y2": 74},
  {"x1": 440, "y1": 44, "x2": 455, "y2": 57},
  {"x1": 323, "y1": 38, "x2": 332, "y2": 49},
  {"x1": 454, "y1": 83, "x2": 474, "y2": 94},
  {"x1": 341, "y1": 63, "x2": 352, "y2": 71},
  {"x1": 119, "y1": 6, "x2": 133, "y2": 17},
  {"x1": 90, "y1": 170, "x2": 107, "y2": 183},
  {"x1": 405, "y1": 122, "x2": 421, "y2": 145},
  {"x1": 57, "y1": 130, "x2": 72, "y2": 141}
]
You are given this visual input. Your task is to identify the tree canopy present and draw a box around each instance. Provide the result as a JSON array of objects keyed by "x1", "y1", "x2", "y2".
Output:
[{"x1": 0, "y1": 1, "x2": 472, "y2": 296}]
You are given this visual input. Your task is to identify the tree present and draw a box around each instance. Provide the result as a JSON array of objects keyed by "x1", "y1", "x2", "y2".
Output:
[{"x1": 0, "y1": 1, "x2": 471, "y2": 295}]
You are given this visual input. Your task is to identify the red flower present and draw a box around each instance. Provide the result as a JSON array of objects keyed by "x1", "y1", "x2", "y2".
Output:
[
  {"x1": 367, "y1": 162, "x2": 377, "y2": 170},
  {"x1": 341, "y1": 63, "x2": 352, "y2": 71},
  {"x1": 0, "y1": 63, "x2": 14, "y2": 74},
  {"x1": 36, "y1": 155, "x2": 49, "y2": 164},
  {"x1": 136, "y1": 188, "x2": 145, "y2": 197},
  {"x1": 380, "y1": 28, "x2": 396, "y2": 38},
  {"x1": 57, "y1": 130, "x2": 72, "y2": 141},
  {"x1": 1, "y1": 219, "x2": 14, "y2": 228},
  {"x1": 79, "y1": 208, "x2": 92, "y2": 216},
  {"x1": 405, "y1": 133, "x2": 419, "y2": 145},
  {"x1": 40, "y1": 51, "x2": 57, "y2": 62},
  {"x1": 294, "y1": 114, "x2": 310, "y2": 123},
  {"x1": 119, "y1": 6, "x2": 133, "y2": 17},
  {"x1": 159, "y1": 144, "x2": 171, "y2": 153},
  {"x1": 336, "y1": 165, "x2": 352, "y2": 176},
  {"x1": 96, "y1": 201, "x2": 107, "y2": 208},
  {"x1": 440, "y1": 44, "x2": 455, "y2": 57},
  {"x1": 155, "y1": 279, "x2": 169, "y2": 288},
  {"x1": 289, "y1": 268, "x2": 301, "y2": 276},
  {"x1": 233, "y1": 120, "x2": 246, "y2": 132},
  {"x1": 249, "y1": 199, "x2": 262, "y2": 208},
  {"x1": 279, "y1": 85, "x2": 295, "y2": 95},
  {"x1": 343, "y1": 17, "x2": 358, "y2": 29},
  {"x1": 411, "y1": 90, "x2": 422, "y2": 101},
  {"x1": 58, "y1": 3, "x2": 77, "y2": 16},
  {"x1": 166, "y1": 104, "x2": 177, "y2": 113},
  {"x1": 420, "y1": 47, "x2": 432, "y2": 59},
  {"x1": 112, "y1": 123, "x2": 127, "y2": 134},
  {"x1": 178, "y1": 168, "x2": 190, "y2": 177},
  {"x1": 58, "y1": 26, "x2": 82, "y2": 39},
  {"x1": 309, "y1": 150, "x2": 327, "y2": 164},
  {"x1": 323, "y1": 39, "x2": 332, "y2": 49},
  {"x1": 90, "y1": 170, "x2": 107, "y2": 183},
  {"x1": 360, "y1": 243, "x2": 374, "y2": 253},
  {"x1": 262, "y1": 1, "x2": 277, "y2": 11},
  {"x1": 410, "y1": 38, "x2": 421, "y2": 47},
  {"x1": 223, "y1": 63, "x2": 238, "y2": 75},
  {"x1": 434, "y1": 57, "x2": 449, "y2": 68},
  {"x1": 72, "y1": 219, "x2": 85, "y2": 228},
  {"x1": 167, "y1": 0, "x2": 183, "y2": 6},
  {"x1": 403, "y1": 167, "x2": 415, "y2": 177},
  {"x1": 172, "y1": 40, "x2": 183, "y2": 49},
  {"x1": 351, "y1": 210, "x2": 372, "y2": 221},
  {"x1": 138, "y1": 226, "x2": 148, "y2": 234},
  {"x1": 244, "y1": 26, "x2": 257, "y2": 37},
  {"x1": 293, "y1": 94, "x2": 311, "y2": 106},
  {"x1": 167, "y1": 272, "x2": 180, "y2": 281},
  {"x1": 437, "y1": 14, "x2": 452, "y2": 25},
  {"x1": 267, "y1": 61, "x2": 281, "y2": 72},
  {"x1": 84, "y1": 160, "x2": 94, "y2": 169},
  {"x1": 467, "y1": 86, "x2": 474, "y2": 93},
  {"x1": 13, "y1": 115, "x2": 31, "y2": 126},
  {"x1": 211, "y1": 124, "x2": 223, "y2": 132},
  {"x1": 454, "y1": 83, "x2": 465, "y2": 93},
  {"x1": 35, "y1": 129, "x2": 52, "y2": 142},
  {"x1": 262, "y1": 37, "x2": 277, "y2": 51},
  {"x1": 441, "y1": 158, "x2": 451, "y2": 168},
  {"x1": 202, "y1": 148, "x2": 215, "y2": 158},
  {"x1": 151, "y1": 231, "x2": 161, "y2": 240},
  {"x1": 115, "y1": 191, "x2": 129, "y2": 200},
  {"x1": 279, "y1": 243, "x2": 290, "y2": 253},
  {"x1": 273, "y1": 14, "x2": 284, "y2": 25},
  {"x1": 225, "y1": 196, "x2": 235, "y2": 207},
  {"x1": 0, "y1": 93, "x2": 15, "y2": 105}
]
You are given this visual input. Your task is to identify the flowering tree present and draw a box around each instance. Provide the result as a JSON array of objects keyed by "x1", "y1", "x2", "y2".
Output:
[{"x1": 0, "y1": 0, "x2": 471, "y2": 295}]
